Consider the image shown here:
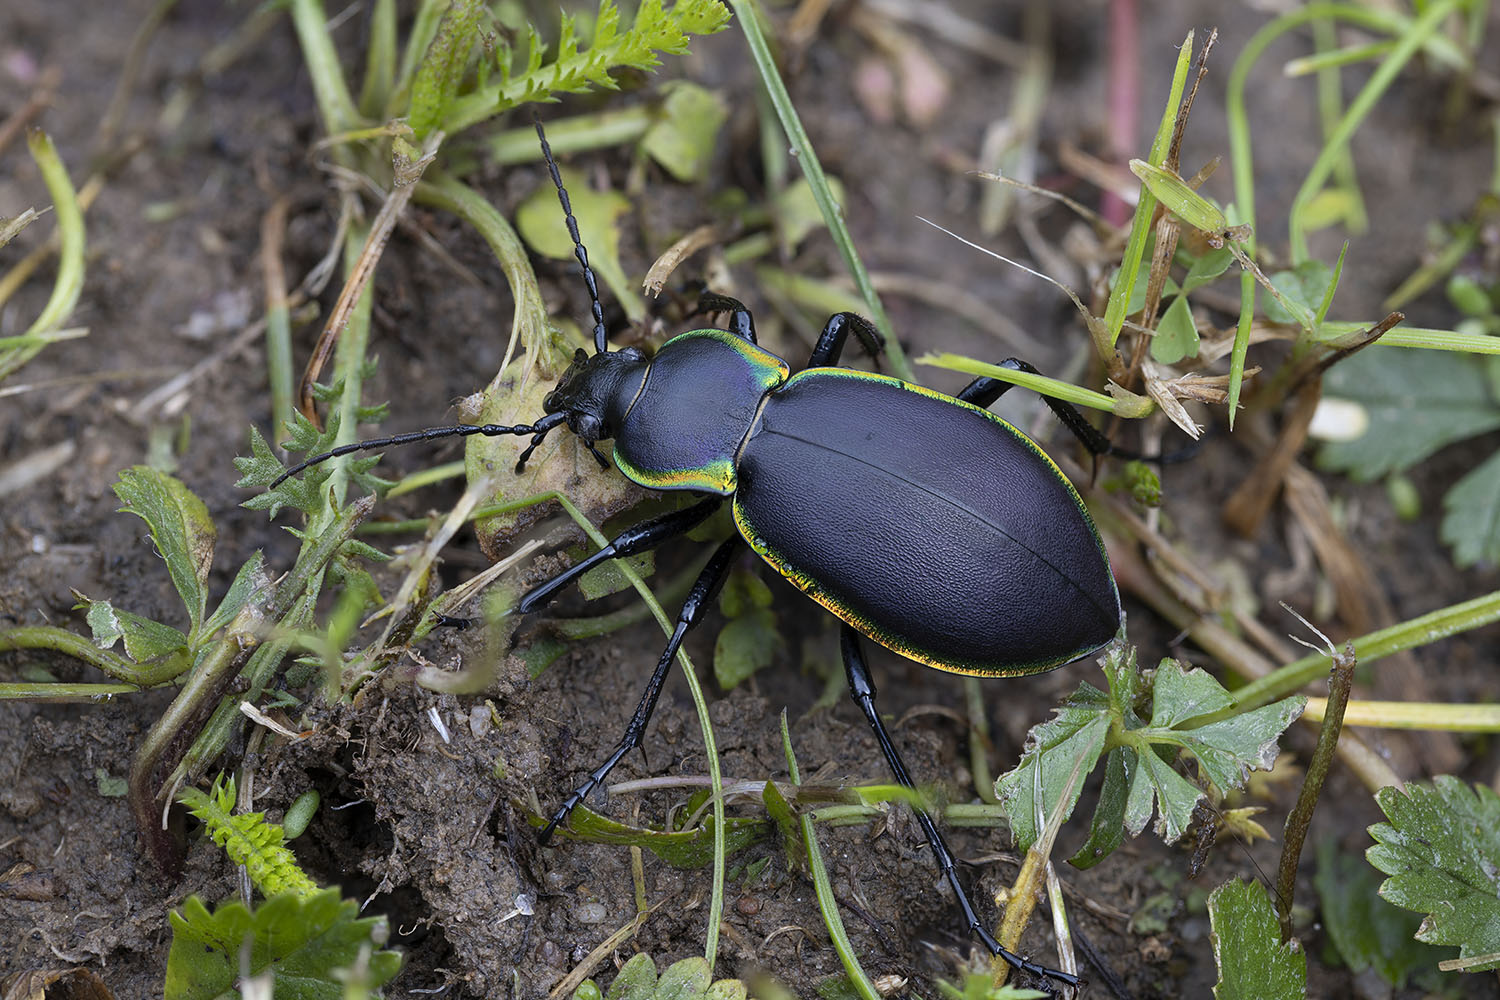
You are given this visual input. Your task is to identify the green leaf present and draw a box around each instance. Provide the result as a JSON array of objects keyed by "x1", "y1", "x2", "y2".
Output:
[
  {"x1": 1139, "y1": 661, "x2": 1303, "y2": 807},
  {"x1": 998, "y1": 647, "x2": 1299, "y2": 855},
  {"x1": 656, "y1": 957, "x2": 711, "y2": 1000},
  {"x1": 83, "y1": 599, "x2": 189, "y2": 664},
  {"x1": 1148, "y1": 659, "x2": 1234, "y2": 727},
  {"x1": 1314, "y1": 837, "x2": 1437, "y2": 988},
  {"x1": 1130, "y1": 159, "x2": 1228, "y2": 235},
  {"x1": 1440, "y1": 448, "x2": 1500, "y2": 568},
  {"x1": 1367, "y1": 777, "x2": 1500, "y2": 970},
  {"x1": 1447, "y1": 273, "x2": 1494, "y2": 318},
  {"x1": 113, "y1": 466, "x2": 216, "y2": 638},
  {"x1": 408, "y1": 0, "x2": 484, "y2": 139},
  {"x1": 1208, "y1": 879, "x2": 1307, "y2": 1000},
  {"x1": 935, "y1": 973, "x2": 1048, "y2": 999},
  {"x1": 1126, "y1": 743, "x2": 1203, "y2": 843},
  {"x1": 1261, "y1": 260, "x2": 1331, "y2": 327},
  {"x1": 714, "y1": 570, "x2": 781, "y2": 689},
  {"x1": 604, "y1": 952, "x2": 656, "y2": 1000},
  {"x1": 771, "y1": 176, "x2": 849, "y2": 251},
  {"x1": 1168, "y1": 697, "x2": 1305, "y2": 794},
  {"x1": 640, "y1": 81, "x2": 728, "y2": 182},
  {"x1": 703, "y1": 979, "x2": 749, "y2": 1000},
  {"x1": 236, "y1": 414, "x2": 390, "y2": 520},
  {"x1": 1067, "y1": 745, "x2": 1129, "y2": 869},
  {"x1": 717, "y1": 568, "x2": 772, "y2": 618},
  {"x1": 178, "y1": 775, "x2": 319, "y2": 899},
  {"x1": 761, "y1": 779, "x2": 804, "y2": 871},
  {"x1": 551, "y1": 804, "x2": 771, "y2": 869},
  {"x1": 580, "y1": 951, "x2": 754, "y2": 1000},
  {"x1": 1318, "y1": 348, "x2": 1500, "y2": 480},
  {"x1": 201, "y1": 551, "x2": 270, "y2": 638},
  {"x1": 165, "y1": 889, "x2": 402, "y2": 1000},
  {"x1": 994, "y1": 683, "x2": 1111, "y2": 851},
  {"x1": 578, "y1": 551, "x2": 655, "y2": 600},
  {"x1": 1151, "y1": 294, "x2": 1200, "y2": 364},
  {"x1": 1179, "y1": 246, "x2": 1235, "y2": 294},
  {"x1": 517, "y1": 165, "x2": 643, "y2": 321},
  {"x1": 713, "y1": 609, "x2": 782, "y2": 688}
]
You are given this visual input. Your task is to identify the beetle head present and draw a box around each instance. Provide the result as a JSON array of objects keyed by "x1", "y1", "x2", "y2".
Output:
[{"x1": 543, "y1": 346, "x2": 648, "y2": 444}]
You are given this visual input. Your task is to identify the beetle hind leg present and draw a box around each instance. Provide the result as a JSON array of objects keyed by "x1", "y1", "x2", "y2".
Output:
[
  {"x1": 956, "y1": 358, "x2": 1115, "y2": 459},
  {"x1": 839, "y1": 625, "x2": 1080, "y2": 989},
  {"x1": 538, "y1": 536, "x2": 742, "y2": 843}
]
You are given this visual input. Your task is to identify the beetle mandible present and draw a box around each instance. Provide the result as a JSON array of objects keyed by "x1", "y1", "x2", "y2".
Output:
[{"x1": 274, "y1": 120, "x2": 1139, "y2": 988}]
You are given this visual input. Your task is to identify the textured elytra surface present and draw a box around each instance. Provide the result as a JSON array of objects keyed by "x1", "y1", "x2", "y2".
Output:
[
  {"x1": 735, "y1": 369, "x2": 1117, "y2": 675},
  {"x1": 1, "y1": 0, "x2": 1496, "y2": 998}
]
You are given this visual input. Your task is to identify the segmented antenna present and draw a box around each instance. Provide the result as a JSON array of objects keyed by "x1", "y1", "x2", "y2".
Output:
[
  {"x1": 268, "y1": 412, "x2": 569, "y2": 487},
  {"x1": 533, "y1": 115, "x2": 609, "y2": 355}
]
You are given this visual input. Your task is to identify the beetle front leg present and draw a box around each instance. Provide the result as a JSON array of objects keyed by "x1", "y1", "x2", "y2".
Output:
[
  {"x1": 517, "y1": 496, "x2": 723, "y2": 613},
  {"x1": 839, "y1": 625, "x2": 1080, "y2": 989},
  {"x1": 539, "y1": 536, "x2": 742, "y2": 843}
]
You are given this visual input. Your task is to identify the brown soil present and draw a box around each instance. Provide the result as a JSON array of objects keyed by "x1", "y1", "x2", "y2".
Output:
[{"x1": 2, "y1": 2, "x2": 1497, "y2": 999}]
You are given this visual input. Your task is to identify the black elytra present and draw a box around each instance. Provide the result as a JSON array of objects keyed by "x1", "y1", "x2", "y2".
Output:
[{"x1": 271, "y1": 119, "x2": 1141, "y2": 990}]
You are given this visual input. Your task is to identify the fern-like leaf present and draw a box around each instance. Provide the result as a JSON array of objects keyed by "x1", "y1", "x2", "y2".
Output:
[{"x1": 178, "y1": 774, "x2": 319, "y2": 898}]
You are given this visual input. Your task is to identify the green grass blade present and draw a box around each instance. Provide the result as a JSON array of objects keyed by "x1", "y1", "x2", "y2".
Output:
[
  {"x1": 1101, "y1": 30, "x2": 1195, "y2": 349},
  {"x1": 727, "y1": 0, "x2": 909, "y2": 381},
  {"x1": 1, "y1": 129, "x2": 86, "y2": 382},
  {"x1": 1287, "y1": 0, "x2": 1463, "y2": 261},
  {"x1": 779, "y1": 711, "x2": 881, "y2": 1000}
]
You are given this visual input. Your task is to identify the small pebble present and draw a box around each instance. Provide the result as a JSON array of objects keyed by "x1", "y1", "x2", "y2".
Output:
[
  {"x1": 574, "y1": 902, "x2": 607, "y2": 924},
  {"x1": 469, "y1": 704, "x2": 492, "y2": 739}
]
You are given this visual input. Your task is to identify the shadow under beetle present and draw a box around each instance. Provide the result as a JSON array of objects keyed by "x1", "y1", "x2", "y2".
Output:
[{"x1": 274, "y1": 121, "x2": 1141, "y2": 989}]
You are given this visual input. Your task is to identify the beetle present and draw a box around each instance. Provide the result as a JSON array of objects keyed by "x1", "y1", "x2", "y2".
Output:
[{"x1": 274, "y1": 120, "x2": 1136, "y2": 988}]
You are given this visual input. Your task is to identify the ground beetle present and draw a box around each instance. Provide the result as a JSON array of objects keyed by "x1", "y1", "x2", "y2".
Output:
[{"x1": 274, "y1": 121, "x2": 1139, "y2": 988}]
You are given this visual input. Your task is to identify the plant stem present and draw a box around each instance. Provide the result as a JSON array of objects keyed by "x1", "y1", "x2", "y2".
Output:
[
  {"x1": 0, "y1": 682, "x2": 141, "y2": 701},
  {"x1": 1303, "y1": 698, "x2": 1500, "y2": 732},
  {"x1": 1277, "y1": 642, "x2": 1354, "y2": 940},
  {"x1": 780, "y1": 711, "x2": 880, "y2": 1000},
  {"x1": 1219, "y1": 589, "x2": 1500, "y2": 717},
  {"x1": 0, "y1": 625, "x2": 185, "y2": 686}
]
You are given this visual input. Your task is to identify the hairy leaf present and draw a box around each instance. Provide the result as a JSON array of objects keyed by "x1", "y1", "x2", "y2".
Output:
[
  {"x1": 113, "y1": 466, "x2": 215, "y2": 638},
  {"x1": 1440, "y1": 448, "x2": 1500, "y2": 568},
  {"x1": 1208, "y1": 879, "x2": 1306, "y2": 1000},
  {"x1": 1318, "y1": 348, "x2": 1500, "y2": 480},
  {"x1": 1367, "y1": 777, "x2": 1500, "y2": 971},
  {"x1": 165, "y1": 889, "x2": 401, "y2": 1000}
]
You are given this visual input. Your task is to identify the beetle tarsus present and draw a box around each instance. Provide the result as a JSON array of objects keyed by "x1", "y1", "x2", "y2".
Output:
[
  {"x1": 694, "y1": 292, "x2": 758, "y2": 344},
  {"x1": 808, "y1": 311, "x2": 883, "y2": 368},
  {"x1": 537, "y1": 537, "x2": 741, "y2": 844},
  {"x1": 840, "y1": 624, "x2": 1080, "y2": 990}
]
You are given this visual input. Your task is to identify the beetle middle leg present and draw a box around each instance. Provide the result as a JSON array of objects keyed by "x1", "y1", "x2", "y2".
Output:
[
  {"x1": 538, "y1": 535, "x2": 741, "y2": 842},
  {"x1": 839, "y1": 624, "x2": 1080, "y2": 988},
  {"x1": 518, "y1": 496, "x2": 723, "y2": 613}
]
